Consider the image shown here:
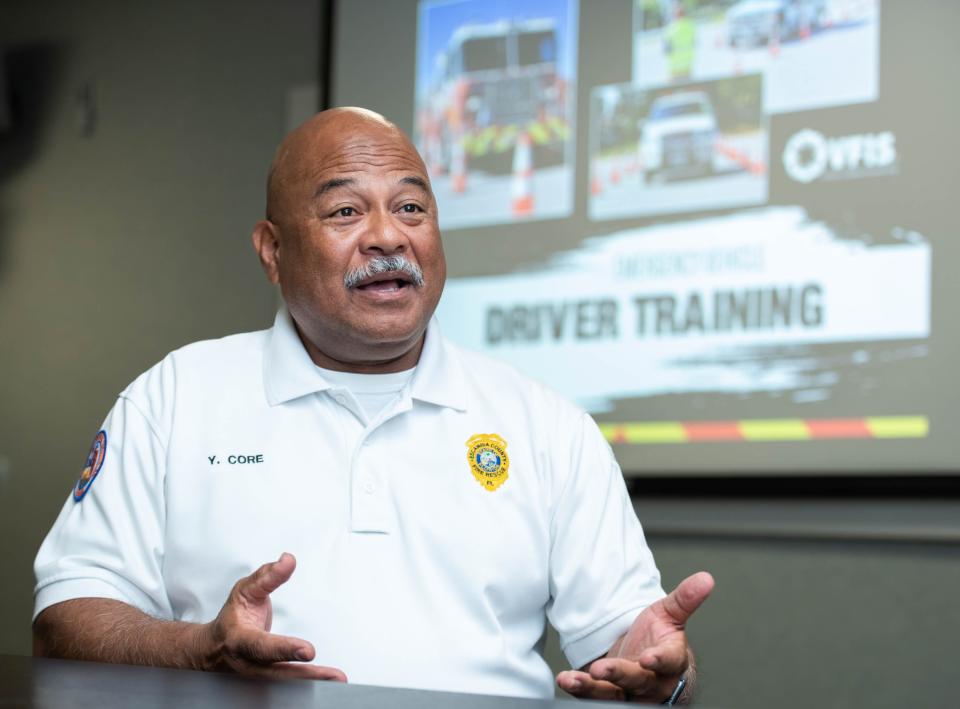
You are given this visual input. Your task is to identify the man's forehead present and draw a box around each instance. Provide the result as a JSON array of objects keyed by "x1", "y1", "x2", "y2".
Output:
[
  {"x1": 315, "y1": 132, "x2": 426, "y2": 171},
  {"x1": 314, "y1": 174, "x2": 431, "y2": 199},
  {"x1": 306, "y1": 134, "x2": 430, "y2": 189},
  {"x1": 315, "y1": 149, "x2": 425, "y2": 174}
]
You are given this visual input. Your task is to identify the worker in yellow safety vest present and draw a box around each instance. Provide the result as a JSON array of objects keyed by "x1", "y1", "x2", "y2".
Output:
[{"x1": 664, "y1": 5, "x2": 696, "y2": 81}]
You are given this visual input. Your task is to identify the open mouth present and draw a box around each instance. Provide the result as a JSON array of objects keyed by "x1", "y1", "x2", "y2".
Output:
[{"x1": 353, "y1": 272, "x2": 415, "y2": 293}]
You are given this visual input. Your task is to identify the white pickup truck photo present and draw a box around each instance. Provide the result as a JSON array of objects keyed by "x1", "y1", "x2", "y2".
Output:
[{"x1": 638, "y1": 91, "x2": 720, "y2": 182}]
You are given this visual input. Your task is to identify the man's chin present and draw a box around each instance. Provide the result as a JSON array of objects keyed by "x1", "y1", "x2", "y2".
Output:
[
  {"x1": 333, "y1": 318, "x2": 429, "y2": 371},
  {"x1": 353, "y1": 317, "x2": 428, "y2": 349}
]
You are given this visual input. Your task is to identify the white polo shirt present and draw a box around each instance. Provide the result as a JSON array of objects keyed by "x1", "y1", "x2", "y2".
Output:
[{"x1": 34, "y1": 309, "x2": 664, "y2": 699}]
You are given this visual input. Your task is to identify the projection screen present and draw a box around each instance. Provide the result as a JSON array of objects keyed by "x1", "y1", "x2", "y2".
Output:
[{"x1": 330, "y1": 0, "x2": 959, "y2": 476}]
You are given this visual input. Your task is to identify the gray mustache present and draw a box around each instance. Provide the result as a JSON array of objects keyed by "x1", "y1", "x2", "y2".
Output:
[{"x1": 343, "y1": 255, "x2": 425, "y2": 289}]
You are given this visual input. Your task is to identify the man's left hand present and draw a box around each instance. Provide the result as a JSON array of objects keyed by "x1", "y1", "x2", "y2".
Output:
[{"x1": 556, "y1": 571, "x2": 714, "y2": 703}]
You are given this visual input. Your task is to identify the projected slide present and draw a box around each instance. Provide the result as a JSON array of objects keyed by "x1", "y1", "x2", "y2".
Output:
[
  {"x1": 632, "y1": 0, "x2": 879, "y2": 114},
  {"x1": 414, "y1": 0, "x2": 578, "y2": 230},
  {"x1": 589, "y1": 74, "x2": 768, "y2": 220},
  {"x1": 335, "y1": 0, "x2": 958, "y2": 472}
]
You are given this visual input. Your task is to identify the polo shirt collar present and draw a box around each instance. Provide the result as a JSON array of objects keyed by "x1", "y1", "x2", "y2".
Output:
[
  {"x1": 263, "y1": 308, "x2": 333, "y2": 405},
  {"x1": 409, "y1": 317, "x2": 467, "y2": 412},
  {"x1": 263, "y1": 308, "x2": 467, "y2": 412}
]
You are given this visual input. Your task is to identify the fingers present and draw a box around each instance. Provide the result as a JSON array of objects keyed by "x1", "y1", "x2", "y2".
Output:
[
  {"x1": 223, "y1": 628, "x2": 348, "y2": 682},
  {"x1": 241, "y1": 661, "x2": 348, "y2": 682},
  {"x1": 236, "y1": 553, "x2": 297, "y2": 604},
  {"x1": 659, "y1": 571, "x2": 715, "y2": 625},
  {"x1": 559, "y1": 662, "x2": 680, "y2": 703},
  {"x1": 587, "y1": 658, "x2": 658, "y2": 691},
  {"x1": 556, "y1": 670, "x2": 626, "y2": 701},
  {"x1": 231, "y1": 628, "x2": 315, "y2": 665},
  {"x1": 637, "y1": 638, "x2": 690, "y2": 676}
]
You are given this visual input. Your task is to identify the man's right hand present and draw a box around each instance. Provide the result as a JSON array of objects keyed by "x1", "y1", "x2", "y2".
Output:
[{"x1": 200, "y1": 552, "x2": 347, "y2": 681}]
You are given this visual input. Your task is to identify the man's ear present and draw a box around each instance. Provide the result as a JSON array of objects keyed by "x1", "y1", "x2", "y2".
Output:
[{"x1": 252, "y1": 220, "x2": 281, "y2": 284}]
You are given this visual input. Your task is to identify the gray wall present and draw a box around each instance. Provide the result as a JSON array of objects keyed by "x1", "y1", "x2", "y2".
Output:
[
  {"x1": 0, "y1": 0, "x2": 319, "y2": 650},
  {"x1": 630, "y1": 500, "x2": 960, "y2": 708},
  {"x1": 539, "y1": 497, "x2": 960, "y2": 709},
  {"x1": 1, "y1": 3, "x2": 958, "y2": 709}
]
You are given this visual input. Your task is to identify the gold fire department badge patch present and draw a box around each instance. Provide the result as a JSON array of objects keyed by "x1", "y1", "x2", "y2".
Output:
[{"x1": 465, "y1": 433, "x2": 510, "y2": 492}]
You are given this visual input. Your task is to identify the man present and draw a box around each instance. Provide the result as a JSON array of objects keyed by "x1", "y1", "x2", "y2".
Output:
[
  {"x1": 664, "y1": 4, "x2": 696, "y2": 81},
  {"x1": 33, "y1": 108, "x2": 714, "y2": 703}
]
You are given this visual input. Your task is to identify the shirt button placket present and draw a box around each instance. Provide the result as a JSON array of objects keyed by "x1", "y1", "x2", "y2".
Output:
[
  {"x1": 359, "y1": 434, "x2": 375, "y2": 497},
  {"x1": 352, "y1": 430, "x2": 387, "y2": 532}
]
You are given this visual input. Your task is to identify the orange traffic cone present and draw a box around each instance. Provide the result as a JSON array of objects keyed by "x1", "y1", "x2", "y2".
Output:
[
  {"x1": 451, "y1": 140, "x2": 468, "y2": 193},
  {"x1": 511, "y1": 132, "x2": 534, "y2": 217},
  {"x1": 769, "y1": 28, "x2": 780, "y2": 58},
  {"x1": 610, "y1": 164, "x2": 622, "y2": 185},
  {"x1": 590, "y1": 168, "x2": 603, "y2": 195}
]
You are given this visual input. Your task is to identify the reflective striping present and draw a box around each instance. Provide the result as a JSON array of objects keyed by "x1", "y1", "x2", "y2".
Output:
[
  {"x1": 806, "y1": 419, "x2": 872, "y2": 438},
  {"x1": 464, "y1": 119, "x2": 568, "y2": 155},
  {"x1": 685, "y1": 422, "x2": 744, "y2": 441},
  {"x1": 599, "y1": 422, "x2": 686, "y2": 444},
  {"x1": 866, "y1": 416, "x2": 929, "y2": 438},
  {"x1": 739, "y1": 419, "x2": 810, "y2": 441},
  {"x1": 600, "y1": 417, "x2": 930, "y2": 444}
]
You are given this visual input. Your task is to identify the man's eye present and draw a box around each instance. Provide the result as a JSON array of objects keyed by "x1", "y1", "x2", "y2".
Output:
[
  {"x1": 335, "y1": 207, "x2": 356, "y2": 218},
  {"x1": 400, "y1": 204, "x2": 422, "y2": 213}
]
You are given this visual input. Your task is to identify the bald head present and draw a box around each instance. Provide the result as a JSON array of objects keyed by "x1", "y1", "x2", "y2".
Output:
[{"x1": 266, "y1": 107, "x2": 427, "y2": 222}]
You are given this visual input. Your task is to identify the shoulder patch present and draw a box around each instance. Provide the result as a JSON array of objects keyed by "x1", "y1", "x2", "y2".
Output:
[
  {"x1": 465, "y1": 433, "x2": 510, "y2": 492},
  {"x1": 73, "y1": 430, "x2": 107, "y2": 502}
]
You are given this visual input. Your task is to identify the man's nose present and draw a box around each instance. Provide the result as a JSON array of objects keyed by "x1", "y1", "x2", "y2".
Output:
[{"x1": 360, "y1": 208, "x2": 408, "y2": 254}]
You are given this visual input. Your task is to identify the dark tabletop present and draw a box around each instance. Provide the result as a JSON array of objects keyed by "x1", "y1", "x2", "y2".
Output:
[{"x1": 0, "y1": 654, "x2": 632, "y2": 708}]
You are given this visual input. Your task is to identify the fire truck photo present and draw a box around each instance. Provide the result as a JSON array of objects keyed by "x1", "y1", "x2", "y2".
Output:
[{"x1": 418, "y1": 17, "x2": 570, "y2": 177}]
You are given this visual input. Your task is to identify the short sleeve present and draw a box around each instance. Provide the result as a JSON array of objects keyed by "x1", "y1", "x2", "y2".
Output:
[
  {"x1": 33, "y1": 395, "x2": 172, "y2": 621},
  {"x1": 546, "y1": 413, "x2": 665, "y2": 670}
]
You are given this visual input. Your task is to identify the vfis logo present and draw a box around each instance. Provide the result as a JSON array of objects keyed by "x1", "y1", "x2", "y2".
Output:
[{"x1": 782, "y1": 129, "x2": 897, "y2": 184}]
